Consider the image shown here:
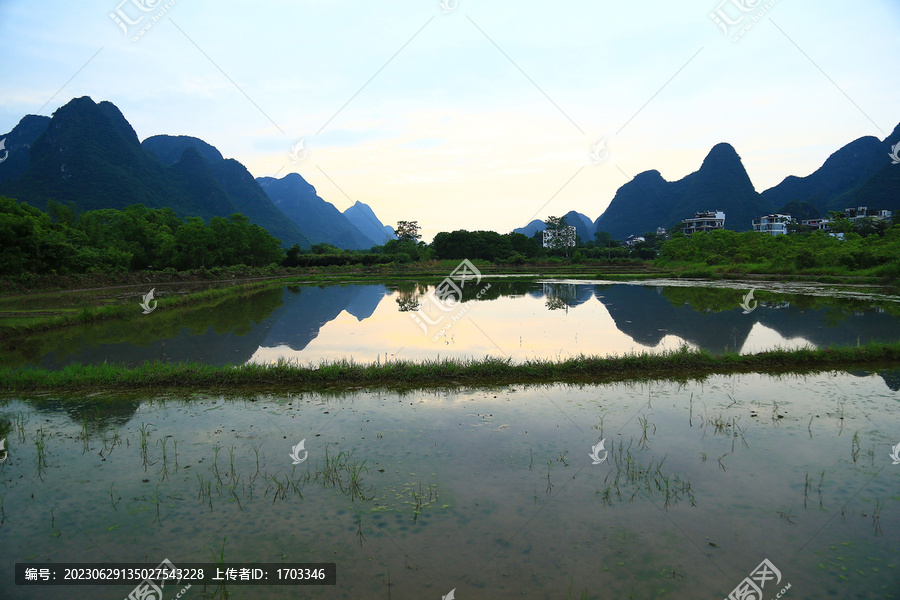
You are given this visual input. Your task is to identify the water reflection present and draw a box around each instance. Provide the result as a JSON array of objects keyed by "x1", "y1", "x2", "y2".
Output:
[
  {"x1": 1, "y1": 372, "x2": 898, "y2": 599},
  {"x1": 4, "y1": 281, "x2": 899, "y2": 370}
]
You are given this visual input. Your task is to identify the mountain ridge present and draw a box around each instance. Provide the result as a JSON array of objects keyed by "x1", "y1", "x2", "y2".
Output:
[{"x1": 518, "y1": 128, "x2": 899, "y2": 240}]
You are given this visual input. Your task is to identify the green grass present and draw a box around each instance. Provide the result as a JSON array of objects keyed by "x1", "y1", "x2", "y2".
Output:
[
  {"x1": 656, "y1": 259, "x2": 900, "y2": 285},
  {"x1": 2, "y1": 342, "x2": 899, "y2": 394}
]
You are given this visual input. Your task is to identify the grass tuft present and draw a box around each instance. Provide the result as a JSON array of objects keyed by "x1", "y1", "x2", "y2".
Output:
[{"x1": 1, "y1": 342, "x2": 900, "y2": 394}]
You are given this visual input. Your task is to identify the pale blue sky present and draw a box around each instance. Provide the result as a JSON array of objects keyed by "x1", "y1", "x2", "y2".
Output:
[{"x1": 1, "y1": 0, "x2": 898, "y2": 240}]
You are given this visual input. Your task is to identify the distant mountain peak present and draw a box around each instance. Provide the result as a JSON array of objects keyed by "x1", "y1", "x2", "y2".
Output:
[
  {"x1": 258, "y1": 173, "x2": 380, "y2": 249},
  {"x1": 0, "y1": 97, "x2": 311, "y2": 247},
  {"x1": 143, "y1": 134, "x2": 224, "y2": 166}
]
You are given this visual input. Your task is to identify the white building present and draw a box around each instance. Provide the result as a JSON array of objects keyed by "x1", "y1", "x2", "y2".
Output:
[
  {"x1": 801, "y1": 218, "x2": 829, "y2": 230},
  {"x1": 752, "y1": 213, "x2": 792, "y2": 236},
  {"x1": 843, "y1": 206, "x2": 892, "y2": 221},
  {"x1": 681, "y1": 211, "x2": 725, "y2": 235}
]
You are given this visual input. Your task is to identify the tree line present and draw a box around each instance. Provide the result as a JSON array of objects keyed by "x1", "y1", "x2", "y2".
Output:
[
  {"x1": 3, "y1": 198, "x2": 897, "y2": 277},
  {"x1": 0, "y1": 197, "x2": 283, "y2": 275}
]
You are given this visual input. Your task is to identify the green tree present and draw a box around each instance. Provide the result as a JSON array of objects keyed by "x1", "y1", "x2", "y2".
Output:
[{"x1": 396, "y1": 220, "x2": 422, "y2": 243}]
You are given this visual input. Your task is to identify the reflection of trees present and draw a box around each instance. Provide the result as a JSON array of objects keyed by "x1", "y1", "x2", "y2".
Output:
[
  {"x1": 545, "y1": 297, "x2": 569, "y2": 311},
  {"x1": 1, "y1": 286, "x2": 287, "y2": 368},
  {"x1": 10, "y1": 397, "x2": 144, "y2": 431},
  {"x1": 394, "y1": 282, "x2": 427, "y2": 312},
  {"x1": 661, "y1": 286, "x2": 897, "y2": 318},
  {"x1": 396, "y1": 295, "x2": 420, "y2": 312},
  {"x1": 661, "y1": 287, "x2": 745, "y2": 313},
  {"x1": 543, "y1": 283, "x2": 577, "y2": 312}
]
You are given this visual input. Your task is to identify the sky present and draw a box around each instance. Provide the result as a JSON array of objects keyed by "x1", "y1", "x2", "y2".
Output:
[{"x1": 1, "y1": 0, "x2": 898, "y2": 242}]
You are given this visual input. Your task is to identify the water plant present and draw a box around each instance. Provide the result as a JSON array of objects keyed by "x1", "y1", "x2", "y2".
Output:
[
  {"x1": 247, "y1": 442, "x2": 262, "y2": 483},
  {"x1": 79, "y1": 414, "x2": 90, "y2": 454},
  {"x1": 355, "y1": 510, "x2": 366, "y2": 545},
  {"x1": 109, "y1": 482, "x2": 120, "y2": 511},
  {"x1": 33, "y1": 426, "x2": 48, "y2": 479},
  {"x1": 638, "y1": 414, "x2": 655, "y2": 449},
  {"x1": 14, "y1": 411, "x2": 27, "y2": 442},
  {"x1": 157, "y1": 435, "x2": 173, "y2": 481},
  {"x1": 603, "y1": 440, "x2": 695, "y2": 509},
  {"x1": 138, "y1": 423, "x2": 155, "y2": 471}
]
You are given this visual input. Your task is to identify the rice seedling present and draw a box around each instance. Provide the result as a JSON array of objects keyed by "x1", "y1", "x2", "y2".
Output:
[
  {"x1": 247, "y1": 443, "x2": 262, "y2": 483},
  {"x1": 109, "y1": 482, "x2": 120, "y2": 511},
  {"x1": 205, "y1": 537, "x2": 229, "y2": 599},
  {"x1": 566, "y1": 579, "x2": 590, "y2": 600},
  {"x1": 33, "y1": 426, "x2": 48, "y2": 479},
  {"x1": 817, "y1": 471, "x2": 825, "y2": 509},
  {"x1": 50, "y1": 508, "x2": 61, "y2": 537},
  {"x1": 139, "y1": 423, "x2": 155, "y2": 471},
  {"x1": 100, "y1": 426, "x2": 121, "y2": 458},
  {"x1": 212, "y1": 443, "x2": 222, "y2": 484},
  {"x1": 872, "y1": 499, "x2": 883, "y2": 536},
  {"x1": 152, "y1": 484, "x2": 161, "y2": 524},
  {"x1": 355, "y1": 510, "x2": 366, "y2": 546},
  {"x1": 638, "y1": 414, "x2": 655, "y2": 449},
  {"x1": 79, "y1": 414, "x2": 90, "y2": 454},
  {"x1": 311, "y1": 444, "x2": 372, "y2": 502},
  {"x1": 851, "y1": 430, "x2": 861, "y2": 463},
  {"x1": 546, "y1": 460, "x2": 553, "y2": 493},
  {"x1": 14, "y1": 412, "x2": 27, "y2": 443},
  {"x1": 157, "y1": 435, "x2": 173, "y2": 481},
  {"x1": 603, "y1": 441, "x2": 694, "y2": 509}
]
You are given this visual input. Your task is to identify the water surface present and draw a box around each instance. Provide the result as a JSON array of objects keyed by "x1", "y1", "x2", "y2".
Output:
[
  {"x1": 1, "y1": 371, "x2": 898, "y2": 598},
  {"x1": 3, "y1": 280, "x2": 900, "y2": 369}
]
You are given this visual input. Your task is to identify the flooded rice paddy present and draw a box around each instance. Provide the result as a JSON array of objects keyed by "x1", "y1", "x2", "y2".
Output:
[
  {"x1": 1, "y1": 371, "x2": 898, "y2": 598},
  {"x1": 3, "y1": 280, "x2": 900, "y2": 369}
]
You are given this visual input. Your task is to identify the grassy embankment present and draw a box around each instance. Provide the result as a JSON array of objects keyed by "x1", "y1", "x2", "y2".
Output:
[
  {"x1": 0, "y1": 260, "x2": 667, "y2": 293},
  {"x1": 2, "y1": 342, "x2": 899, "y2": 394},
  {"x1": 0, "y1": 277, "x2": 300, "y2": 339}
]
